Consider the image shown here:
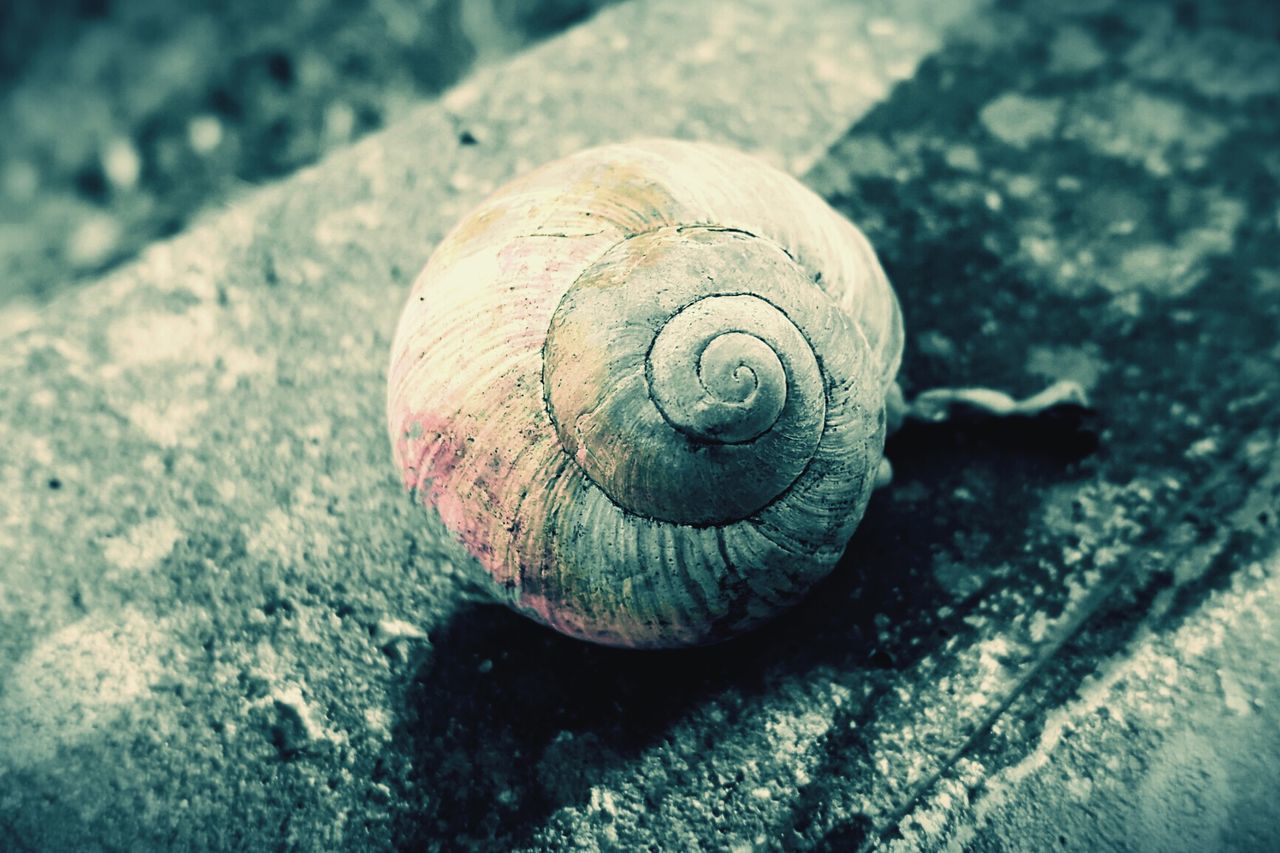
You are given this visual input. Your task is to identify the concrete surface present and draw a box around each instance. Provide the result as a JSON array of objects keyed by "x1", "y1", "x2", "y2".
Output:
[{"x1": 2, "y1": 0, "x2": 1278, "y2": 850}]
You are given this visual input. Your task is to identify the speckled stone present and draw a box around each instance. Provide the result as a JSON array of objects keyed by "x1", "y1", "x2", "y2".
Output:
[
  {"x1": 0, "y1": 0, "x2": 985, "y2": 849},
  {"x1": 3, "y1": 0, "x2": 1278, "y2": 848},
  {"x1": 806, "y1": 0, "x2": 1280, "y2": 848}
]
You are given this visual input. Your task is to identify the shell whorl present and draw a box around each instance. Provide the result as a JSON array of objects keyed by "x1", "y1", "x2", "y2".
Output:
[
  {"x1": 388, "y1": 139, "x2": 904, "y2": 647},
  {"x1": 543, "y1": 226, "x2": 829, "y2": 527}
]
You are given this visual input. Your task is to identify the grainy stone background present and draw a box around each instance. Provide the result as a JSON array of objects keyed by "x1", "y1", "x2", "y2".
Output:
[{"x1": 2, "y1": 0, "x2": 1278, "y2": 850}]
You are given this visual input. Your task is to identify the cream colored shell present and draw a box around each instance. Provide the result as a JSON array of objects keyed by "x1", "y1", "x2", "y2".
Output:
[{"x1": 388, "y1": 139, "x2": 903, "y2": 648}]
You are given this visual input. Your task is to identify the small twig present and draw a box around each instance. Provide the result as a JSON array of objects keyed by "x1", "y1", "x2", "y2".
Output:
[
  {"x1": 875, "y1": 380, "x2": 1092, "y2": 490},
  {"x1": 905, "y1": 379, "x2": 1089, "y2": 424}
]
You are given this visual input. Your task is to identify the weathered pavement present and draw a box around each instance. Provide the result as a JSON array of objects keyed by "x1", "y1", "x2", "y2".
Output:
[{"x1": 2, "y1": 0, "x2": 1279, "y2": 850}]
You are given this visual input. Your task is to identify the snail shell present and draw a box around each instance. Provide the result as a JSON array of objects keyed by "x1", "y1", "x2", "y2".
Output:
[{"x1": 388, "y1": 139, "x2": 903, "y2": 648}]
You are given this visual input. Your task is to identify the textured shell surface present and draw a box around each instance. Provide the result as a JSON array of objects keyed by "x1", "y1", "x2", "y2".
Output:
[{"x1": 388, "y1": 139, "x2": 903, "y2": 648}]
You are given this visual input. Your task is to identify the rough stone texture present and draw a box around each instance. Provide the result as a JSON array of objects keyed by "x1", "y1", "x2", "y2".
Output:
[
  {"x1": 2, "y1": 0, "x2": 1278, "y2": 849},
  {"x1": 0, "y1": 0, "x2": 984, "y2": 849},
  {"x1": 806, "y1": 1, "x2": 1280, "y2": 848},
  {"x1": 953, "y1": 557, "x2": 1280, "y2": 852}
]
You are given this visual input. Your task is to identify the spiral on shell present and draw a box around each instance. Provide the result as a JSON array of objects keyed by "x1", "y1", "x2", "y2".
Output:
[{"x1": 388, "y1": 139, "x2": 903, "y2": 647}]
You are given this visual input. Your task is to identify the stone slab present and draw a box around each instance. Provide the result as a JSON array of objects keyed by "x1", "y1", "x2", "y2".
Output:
[
  {"x1": 0, "y1": 0, "x2": 988, "y2": 849},
  {"x1": 804, "y1": 1, "x2": 1280, "y2": 848},
  {"x1": 4, "y1": 0, "x2": 1278, "y2": 849}
]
